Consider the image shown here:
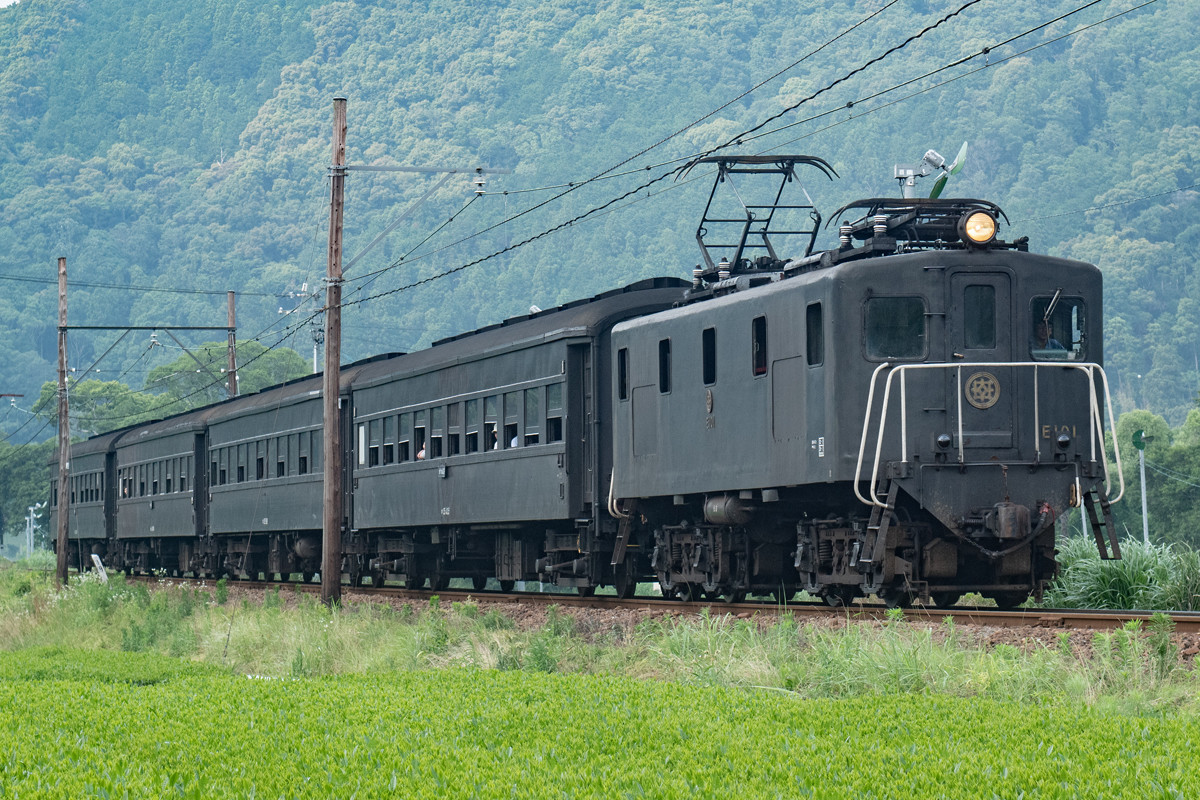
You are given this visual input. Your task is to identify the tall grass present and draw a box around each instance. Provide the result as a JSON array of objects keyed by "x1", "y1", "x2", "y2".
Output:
[
  {"x1": 2, "y1": 561, "x2": 1197, "y2": 715},
  {"x1": 1045, "y1": 537, "x2": 1200, "y2": 610}
]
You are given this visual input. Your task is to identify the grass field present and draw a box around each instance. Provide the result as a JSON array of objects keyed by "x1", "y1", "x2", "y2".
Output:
[
  {"x1": 2, "y1": 647, "x2": 1198, "y2": 799},
  {"x1": 2, "y1": 561, "x2": 1198, "y2": 797}
]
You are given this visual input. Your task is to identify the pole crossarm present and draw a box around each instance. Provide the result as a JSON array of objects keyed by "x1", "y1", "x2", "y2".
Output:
[
  {"x1": 63, "y1": 325, "x2": 233, "y2": 331},
  {"x1": 342, "y1": 165, "x2": 512, "y2": 175}
]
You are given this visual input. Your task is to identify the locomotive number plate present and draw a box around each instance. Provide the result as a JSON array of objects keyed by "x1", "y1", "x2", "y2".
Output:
[{"x1": 965, "y1": 371, "x2": 1000, "y2": 410}]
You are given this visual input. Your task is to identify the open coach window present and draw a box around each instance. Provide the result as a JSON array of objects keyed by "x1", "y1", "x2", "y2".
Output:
[
  {"x1": 1029, "y1": 295, "x2": 1086, "y2": 361},
  {"x1": 865, "y1": 296, "x2": 926, "y2": 360}
]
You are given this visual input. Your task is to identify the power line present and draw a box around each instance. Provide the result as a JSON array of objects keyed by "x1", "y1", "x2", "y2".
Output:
[
  {"x1": 0, "y1": 273, "x2": 280, "y2": 297},
  {"x1": 335, "y1": 0, "x2": 909, "y2": 295},
  {"x1": 339, "y1": 0, "x2": 1009, "y2": 311},
  {"x1": 1145, "y1": 461, "x2": 1200, "y2": 491}
]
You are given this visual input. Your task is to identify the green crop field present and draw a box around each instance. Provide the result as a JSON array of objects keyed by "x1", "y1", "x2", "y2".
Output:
[{"x1": 1, "y1": 648, "x2": 1197, "y2": 799}]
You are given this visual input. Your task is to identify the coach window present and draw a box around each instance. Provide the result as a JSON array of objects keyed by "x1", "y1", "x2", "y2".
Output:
[
  {"x1": 1030, "y1": 296, "x2": 1087, "y2": 361},
  {"x1": 310, "y1": 430, "x2": 322, "y2": 472},
  {"x1": 751, "y1": 316, "x2": 768, "y2": 376},
  {"x1": 504, "y1": 391, "x2": 521, "y2": 448},
  {"x1": 806, "y1": 303, "x2": 824, "y2": 366},
  {"x1": 165, "y1": 460, "x2": 173, "y2": 494},
  {"x1": 546, "y1": 384, "x2": 563, "y2": 443},
  {"x1": 398, "y1": 413, "x2": 412, "y2": 462},
  {"x1": 484, "y1": 396, "x2": 499, "y2": 450},
  {"x1": 256, "y1": 441, "x2": 266, "y2": 480},
  {"x1": 383, "y1": 415, "x2": 396, "y2": 465},
  {"x1": 617, "y1": 348, "x2": 629, "y2": 401},
  {"x1": 430, "y1": 406, "x2": 445, "y2": 458},
  {"x1": 524, "y1": 388, "x2": 540, "y2": 445},
  {"x1": 369, "y1": 418, "x2": 381, "y2": 467},
  {"x1": 658, "y1": 339, "x2": 672, "y2": 393},
  {"x1": 276, "y1": 437, "x2": 287, "y2": 478},
  {"x1": 465, "y1": 399, "x2": 480, "y2": 453},
  {"x1": 181, "y1": 458, "x2": 189, "y2": 492},
  {"x1": 298, "y1": 434, "x2": 309, "y2": 476},
  {"x1": 447, "y1": 403, "x2": 461, "y2": 456},
  {"x1": 964, "y1": 285, "x2": 996, "y2": 350},
  {"x1": 236, "y1": 444, "x2": 246, "y2": 483},
  {"x1": 702, "y1": 327, "x2": 717, "y2": 385},
  {"x1": 414, "y1": 410, "x2": 427, "y2": 459},
  {"x1": 865, "y1": 296, "x2": 927, "y2": 360}
]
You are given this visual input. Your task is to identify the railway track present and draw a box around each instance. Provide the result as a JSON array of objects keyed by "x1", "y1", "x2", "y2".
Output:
[{"x1": 119, "y1": 573, "x2": 1200, "y2": 634}]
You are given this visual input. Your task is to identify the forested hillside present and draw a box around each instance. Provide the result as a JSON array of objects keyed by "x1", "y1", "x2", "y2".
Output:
[{"x1": 1, "y1": 0, "x2": 1198, "y2": 540}]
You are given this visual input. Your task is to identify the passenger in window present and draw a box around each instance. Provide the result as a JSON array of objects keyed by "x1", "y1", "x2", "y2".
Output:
[
  {"x1": 417, "y1": 444, "x2": 426, "y2": 460},
  {"x1": 1030, "y1": 319, "x2": 1064, "y2": 352},
  {"x1": 510, "y1": 435, "x2": 519, "y2": 448},
  {"x1": 492, "y1": 430, "x2": 500, "y2": 450}
]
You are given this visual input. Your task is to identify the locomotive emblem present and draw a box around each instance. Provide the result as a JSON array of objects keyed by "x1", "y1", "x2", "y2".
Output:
[{"x1": 965, "y1": 372, "x2": 1000, "y2": 409}]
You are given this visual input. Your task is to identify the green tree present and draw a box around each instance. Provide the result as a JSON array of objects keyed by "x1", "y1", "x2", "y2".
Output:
[{"x1": 142, "y1": 340, "x2": 308, "y2": 408}]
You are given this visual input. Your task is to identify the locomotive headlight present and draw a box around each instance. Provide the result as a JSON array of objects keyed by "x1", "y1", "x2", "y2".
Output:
[
  {"x1": 936, "y1": 433, "x2": 953, "y2": 450},
  {"x1": 958, "y1": 210, "x2": 997, "y2": 246},
  {"x1": 1057, "y1": 433, "x2": 1072, "y2": 450}
]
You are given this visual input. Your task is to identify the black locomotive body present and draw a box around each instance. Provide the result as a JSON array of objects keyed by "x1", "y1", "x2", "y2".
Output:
[
  {"x1": 51, "y1": 157, "x2": 1123, "y2": 607},
  {"x1": 612, "y1": 224, "x2": 1117, "y2": 607}
]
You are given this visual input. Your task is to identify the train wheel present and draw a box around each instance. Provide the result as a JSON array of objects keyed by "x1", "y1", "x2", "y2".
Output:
[
  {"x1": 302, "y1": 572, "x2": 316, "y2": 583},
  {"x1": 577, "y1": 585, "x2": 596, "y2": 598},
  {"x1": 499, "y1": 580, "x2": 516, "y2": 592},
  {"x1": 613, "y1": 562, "x2": 637, "y2": 599},
  {"x1": 721, "y1": 590, "x2": 747, "y2": 604},
  {"x1": 931, "y1": 592, "x2": 962, "y2": 608},
  {"x1": 673, "y1": 583, "x2": 700, "y2": 602},
  {"x1": 821, "y1": 586, "x2": 858, "y2": 607},
  {"x1": 372, "y1": 569, "x2": 388, "y2": 588},
  {"x1": 472, "y1": 576, "x2": 488, "y2": 592},
  {"x1": 990, "y1": 592, "x2": 1026, "y2": 610},
  {"x1": 879, "y1": 589, "x2": 914, "y2": 609},
  {"x1": 430, "y1": 573, "x2": 451, "y2": 591}
]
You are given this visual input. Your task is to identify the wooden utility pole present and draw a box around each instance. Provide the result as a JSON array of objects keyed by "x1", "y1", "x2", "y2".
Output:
[
  {"x1": 55, "y1": 257, "x2": 69, "y2": 588},
  {"x1": 226, "y1": 291, "x2": 238, "y2": 398},
  {"x1": 321, "y1": 97, "x2": 347, "y2": 606}
]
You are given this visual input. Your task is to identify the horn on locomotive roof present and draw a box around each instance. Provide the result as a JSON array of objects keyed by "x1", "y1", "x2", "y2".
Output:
[
  {"x1": 680, "y1": 155, "x2": 838, "y2": 279},
  {"x1": 894, "y1": 141, "x2": 968, "y2": 199}
]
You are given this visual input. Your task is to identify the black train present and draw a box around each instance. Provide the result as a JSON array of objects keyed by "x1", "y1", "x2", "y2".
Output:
[{"x1": 52, "y1": 156, "x2": 1124, "y2": 607}]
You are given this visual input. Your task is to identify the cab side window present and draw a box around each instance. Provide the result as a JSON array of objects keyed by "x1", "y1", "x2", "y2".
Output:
[
  {"x1": 865, "y1": 296, "x2": 927, "y2": 360},
  {"x1": 1030, "y1": 297, "x2": 1087, "y2": 361}
]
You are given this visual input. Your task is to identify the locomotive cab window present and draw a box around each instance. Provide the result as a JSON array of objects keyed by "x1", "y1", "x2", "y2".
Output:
[
  {"x1": 806, "y1": 303, "x2": 823, "y2": 366},
  {"x1": 617, "y1": 348, "x2": 629, "y2": 401},
  {"x1": 1030, "y1": 296, "x2": 1087, "y2": 361},
  {"x1": 865, "y1": 296, "x2": 927, "y2": 360},
  {"x1": 963, "y1": 285, "x2": 996, "y2": 350},
  {"x1": 751, "y1": 316, "x2": 767, "y2": 376},
  {"x1": 702, "y1": 327, "x2": 717, "y2": 385},
  {"x1": 658, "y1": 339, "x2": 672, "y2": 393}
]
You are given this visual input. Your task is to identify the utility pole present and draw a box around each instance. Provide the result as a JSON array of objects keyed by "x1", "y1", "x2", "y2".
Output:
[
  {"x1": 322, "y1": 97, "x2": 347, "y2": 606},
  {"x1": 1133, "y1": 429, "x2": 1153, "y2": 544},
  {"x1": 226, "y1": 291, "x2": 238, "y2": 398},
  {"x1": 56, "y1": 257, "x2": 69, "y2": 588}
]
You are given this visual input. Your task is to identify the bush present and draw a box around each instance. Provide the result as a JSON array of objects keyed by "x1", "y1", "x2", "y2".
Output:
[{"x1": 1046, "y1": 537, "x2": 1200, "y2": 610}]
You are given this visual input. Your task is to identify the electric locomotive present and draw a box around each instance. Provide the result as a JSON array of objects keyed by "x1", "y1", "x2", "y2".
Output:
[{"x1": 609, "y1": 155, "x2": 1124, "y2": 607}]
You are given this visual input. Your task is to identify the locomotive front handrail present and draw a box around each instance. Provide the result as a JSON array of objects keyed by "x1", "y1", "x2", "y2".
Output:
[{"x1": 854, "y1": 362, "x2": 1125, "y2": 508}]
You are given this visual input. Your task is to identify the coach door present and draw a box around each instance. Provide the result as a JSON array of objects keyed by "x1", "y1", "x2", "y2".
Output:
[{"x1": 947, "y1": 272, "x2": 1014, "y2": 450}]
